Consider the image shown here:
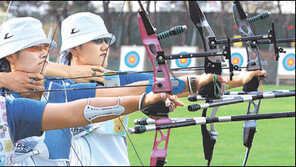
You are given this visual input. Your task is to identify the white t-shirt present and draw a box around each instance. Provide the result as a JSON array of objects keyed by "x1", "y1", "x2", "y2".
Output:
[{"x1": 70, "y1": 130, "x2": 130, "y2": 166}]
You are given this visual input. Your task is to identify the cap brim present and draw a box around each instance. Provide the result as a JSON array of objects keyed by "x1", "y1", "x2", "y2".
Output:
[
  {"x1": 60, "y1": 32, "x2": 116, "y2": 54},
  {"x1": 22, "y1": 38, "x2": 57, "y2": 52},
  {"x1": 94, "y1": 33, "x2": 116, "y2": 45}
]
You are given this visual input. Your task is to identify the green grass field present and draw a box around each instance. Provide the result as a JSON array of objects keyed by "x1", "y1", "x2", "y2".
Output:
[{"x1": 126, "y1": 85, "x2": 295, "y2": 166}]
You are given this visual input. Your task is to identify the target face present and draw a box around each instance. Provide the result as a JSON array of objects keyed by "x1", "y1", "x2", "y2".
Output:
[
  {"x1": 231, "y1": 52, "x2": 244, "y2": 67},
  {"x1": 282, "y1": 53, "x2": 295, "y2": 71},
  {"x1": 176, "y1": 52, "x2": 191, "y2": 68},
  {"x1": 124, "y1": 51, "x2": 140, "y2": 68}
]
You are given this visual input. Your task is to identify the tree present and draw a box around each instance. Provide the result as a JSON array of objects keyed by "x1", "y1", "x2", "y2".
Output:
[
  {"x1": 124, "y1": 1, "x2": 134, "y2": 45},
  {"x1": 0, "y1": 1, "x2": 45, "y2": 19},
  {"x1": 102, "y1": 1, "x2": 111, "y2": 33},
  {"x1": 276, "y1": 1, "x2": 290, "y2": 38}
]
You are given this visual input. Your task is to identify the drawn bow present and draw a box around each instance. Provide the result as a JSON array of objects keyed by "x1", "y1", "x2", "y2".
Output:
[
  {"x1": 188, "y1": 1, "x2": 233, "y2": 166},
  {"x1": 232, "y1": 1, "x2": 266, "y2": 165}
]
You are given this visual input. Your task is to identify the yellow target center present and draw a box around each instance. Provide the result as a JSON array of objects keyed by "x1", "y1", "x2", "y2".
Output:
[
  {"x1": 288, "y1": 59, "x2": 294, "y2": 66},
  {"x1": 232, "y1": 58, "x2": 239, "y2": 65},
  {"x1": 130, "y1": 57, "x2": 135, "y2": 63},
  {"x1": 180, "y1": 58, "x2": 187, "y2": 64}
]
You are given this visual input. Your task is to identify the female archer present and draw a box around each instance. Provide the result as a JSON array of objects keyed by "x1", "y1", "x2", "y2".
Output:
[{"x1": 0, "y1": 16, "x2": 186, "y2": 166}]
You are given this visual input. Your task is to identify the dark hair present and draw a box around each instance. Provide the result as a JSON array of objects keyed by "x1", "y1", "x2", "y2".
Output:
[
  {"x1": 60, "y1": 45, "x2": 83, "y2": 66},
  {"x1": 0, "y1": 58, "x2": 11, "y2": 72},
  {"x1": 64, "y1": 52, "x2": 72, "y2": 66}
]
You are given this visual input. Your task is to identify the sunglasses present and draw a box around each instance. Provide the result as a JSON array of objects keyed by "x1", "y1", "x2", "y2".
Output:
[
  {"x1": 93, "y1": 38, "x2": 111, "y2": 45},
  {"x1": 26, "y1": 43, "x2": 50, "y2": 52}
]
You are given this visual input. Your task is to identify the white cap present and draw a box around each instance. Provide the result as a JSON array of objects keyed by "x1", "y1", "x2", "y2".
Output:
[
  {"x1": 60, "y1": 12, "x2": 116, "y2": 55},
  {"x1": 0, "y1": 17, "x2": 57, "y2": 59}
]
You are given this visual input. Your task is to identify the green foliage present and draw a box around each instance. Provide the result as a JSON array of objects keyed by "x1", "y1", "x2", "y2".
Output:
[{"x1": 127, "y1": 85, "x2": 295, "y2": 166}]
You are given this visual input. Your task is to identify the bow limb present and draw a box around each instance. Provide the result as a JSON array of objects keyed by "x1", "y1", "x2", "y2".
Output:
[
  {"x1": 138, "y1": 1, "x2": 173, "y2": 166},
  {"x1": 188, "y1": 1, "x2": 225, "y2": 165},
  {"x1": 232, "y1": 1, "x2": 265, "y2": 166}
]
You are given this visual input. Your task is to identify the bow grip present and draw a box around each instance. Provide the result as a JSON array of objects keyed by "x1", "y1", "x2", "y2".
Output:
[
  {"x1": 243, "y1": 74, "x2": 266, "y2": 92},
  {"x1": 199, "y1": 81, "x2": 222, "y2": 100},
  {"x1": 243, "y1": 77, "x2": 259, "y2": 92},
  {"x1": 141, "y1": 101, "x2": 170, "y2": 117}
]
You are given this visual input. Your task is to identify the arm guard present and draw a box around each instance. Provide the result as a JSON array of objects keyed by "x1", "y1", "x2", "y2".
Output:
[{"x1": 84, "y1": 97, "x2": 125, "y2": 123}]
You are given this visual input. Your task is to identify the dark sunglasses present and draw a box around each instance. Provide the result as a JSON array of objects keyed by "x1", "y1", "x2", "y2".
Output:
[{"x1": 93, "y1": 38, "x2": 111, "y2": 45}]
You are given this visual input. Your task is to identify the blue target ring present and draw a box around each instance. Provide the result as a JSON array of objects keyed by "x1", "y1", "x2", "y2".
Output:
[
  {"x1": 124, "y1": 51, "x2": 140, "y2": 68},
  {"x1": 176, "y1": 52, "x2": 191, "y2": 68},
  {"x1": 282, "y1": 53, "x2": 295, "y2": 71},
  {"x1": 231, "y1": 52, "x2": 244, "y2": 67}
]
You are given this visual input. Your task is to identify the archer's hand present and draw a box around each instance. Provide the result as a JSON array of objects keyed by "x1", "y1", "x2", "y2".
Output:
[
  {"x1": 0, "y1": 71, "x2": 44, "y2": 92},
  {"x1": 196, "y1": 73, "x2": 226, "y2": 91},
  {"x1": 236, "y1": 69, "x2": 268, "y2": 86},
  {"x1": 69, "y1": 65, "x2": 105, "y2": 84},
  {"x1": 142, "y1": 93, "x2": 185, "y2": 120}
]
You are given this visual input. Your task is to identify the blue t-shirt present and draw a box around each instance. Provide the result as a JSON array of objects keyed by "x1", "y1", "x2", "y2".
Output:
[
  {"x1": 10, "y1": 78, "x2": 96, "y2": 160},
  {"x1": 43, "y1": 78, "x2": 96, "y2": 160},
  {"x1": 6, "y1": 97, "x2": 46, "y2": 144}
]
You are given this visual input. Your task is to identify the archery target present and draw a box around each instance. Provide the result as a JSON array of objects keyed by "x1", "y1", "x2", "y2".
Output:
[
  {"x1": 120, "y1": 46, "x2": 145, "y2": 71},
  {"x1": 124, "y1": 51, "x2": 140, "y2": 68},
  {"x1": 231, "y1": 52, "x2": 244, "y2": 67},
  {"x1": 170, "y1": 46, "x2": 198, "y2": 73},
  {"x1": 282, "y1": 53, "x2": 295, "y2": 71},
  {"x1": 175, "y1": 52, "x2": 192, "y2": 68},
  {"x1": 277, "y1": 48, "x2": 295, "y2": 76},
  {"x1": 222, "y1": 47, "x2": 247, "y2": 75}
]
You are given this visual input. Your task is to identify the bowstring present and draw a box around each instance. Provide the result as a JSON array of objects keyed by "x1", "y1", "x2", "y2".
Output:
[
  {"x1": 40, "y1": 2, "x2": 65, "y2": 75},
  {"x1": 118, "y1": 115, "x2": 144, "y2": 166},
  {"x1": 0, "y1": 1, "x2": 12, "y2": 26},
  {"x1": 39, "y1": 1, "x2": 84, "y2": 166},
  {"x1": 100, "y1": 1, "x2": 126, "y2": 68},
  {"x1": 99, "y1": 1, "x2": 144, "y2": 165}
]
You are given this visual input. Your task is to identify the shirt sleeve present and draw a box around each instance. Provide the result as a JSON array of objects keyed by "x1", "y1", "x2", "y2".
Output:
[
  {"x1": 6, "y1": 98, "x2": 46, "y2": 144},
  {"x1": 119, "y1": 72, "x2": 153, "y2": 86},
  {"x1": 66, "y1": 83, "x2": 97, "y2": 101}
]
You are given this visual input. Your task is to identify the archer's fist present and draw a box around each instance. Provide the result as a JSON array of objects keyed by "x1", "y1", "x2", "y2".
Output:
[
  {"x1": 196, "y1": 73, "x2": 226, "y2": 91},
  {"x1": 237, "y1": 69, "x2": 268, "y2": 86},
  {"x1": 142, "y1": 93, "x2": 185, "y2": 120}
]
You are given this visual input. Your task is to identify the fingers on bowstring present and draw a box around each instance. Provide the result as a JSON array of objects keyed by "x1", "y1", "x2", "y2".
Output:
[
  {"x1": 96, "y1": 66, "x2": 106, "y2": 73},
  {"x1": 27, "y1": 84, "x2": 45, "y2": 91},
  {"x1": 91, "y1": 66, "x2": 105, "y2": 73},
  {"x1": 27, "y1": 73, "x2": 45, "y2": 81},
  {"x1": 90, "y1": 77, "x2": 105, "y2": 84},
  {"x1": 31, "y1": 80, "x2": 44, "y2": 86}
]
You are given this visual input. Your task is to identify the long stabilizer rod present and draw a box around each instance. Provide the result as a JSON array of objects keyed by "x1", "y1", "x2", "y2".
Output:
[{"x1": 129, "y1": 111, "x2": 295, "y2": 134}]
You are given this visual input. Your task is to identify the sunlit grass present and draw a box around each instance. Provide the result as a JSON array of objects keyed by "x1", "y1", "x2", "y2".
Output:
[{"x1": 127, "y1": 85, "x2": 295, "y2": 166}]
